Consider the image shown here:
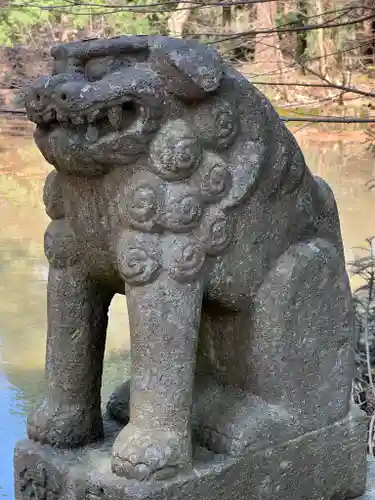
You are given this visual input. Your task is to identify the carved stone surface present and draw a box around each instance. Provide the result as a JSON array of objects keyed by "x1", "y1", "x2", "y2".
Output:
[
  {"x1": 359, "y1": 458, "x2": 375, "y2": 499},
  {"x1": 17, "y1": 460, "x2": 61, "y2": 500},
  {"x1": 15, "y1": 34, "x2": 366, "y2": 498},
  {"x1": 14, "y1": 408, "x2": 368, "y2": 500}
]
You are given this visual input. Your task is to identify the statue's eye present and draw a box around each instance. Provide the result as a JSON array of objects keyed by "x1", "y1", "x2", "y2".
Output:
[
  {"x1": 84, "y1": 57, "x2": 132, "y2": 82},
  {"x1": 85, "y1": 56, "x2": 116, "y2": 81}
]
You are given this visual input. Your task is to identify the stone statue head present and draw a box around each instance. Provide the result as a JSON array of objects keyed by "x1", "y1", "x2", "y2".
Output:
[{"x1": 22, "y1": 36, "x2": 224, "y2": 177}]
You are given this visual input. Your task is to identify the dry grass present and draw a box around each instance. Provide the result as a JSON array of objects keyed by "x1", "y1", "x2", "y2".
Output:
[{"x1": 351, "y1": 237, "x2": 375, "y2": 453}]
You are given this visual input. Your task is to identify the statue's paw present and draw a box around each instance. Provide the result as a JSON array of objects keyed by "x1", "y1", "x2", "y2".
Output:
[
  {"x1": 111, "y1": 423, "x2": 191, "y2": 481},
  {"x1": 197, "y1": 393, "x2": 298, "y2": 456},
  {"x1": 27, "y1": 397, "x2": 103, "y2": 448},
  {"x1": 106, "y1": 380, "x2": 130, "y2": 424}
]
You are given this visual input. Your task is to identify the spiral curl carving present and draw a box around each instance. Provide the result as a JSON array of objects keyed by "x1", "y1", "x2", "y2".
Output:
[
  {"x1": 44, "y1": 220, "x2": 78, "y2": 268},
  {"x1": 127, "y1": 180, "x2": 164, "y2": 232},
  {"x1": 162, "y1": 187, "x2": 203, "y2": 233},
  {"x1": 117, "y1": 233, "x2": 161, "y2": 286},
  {"x1": 194, "y1": 100, "x2": 239, "y2": 150},
  {"x1": 169, "y1": 239, "x2": 206, "y2": 283},
  {"x1": 200, "y1": 210, "x2": 234, "y2": 255},
  {"x1": 129, "y1": 186, "x2": 157, "y2": 223},
  {"x1": 199, "y1": 152, "x2": 232, "y2": 203},
  {"x1": 149, "y1": 119, "x2": 202, "y2": 181},
  {"x1": 214, "y1": 107, "x2": 238, "y2": 148}
]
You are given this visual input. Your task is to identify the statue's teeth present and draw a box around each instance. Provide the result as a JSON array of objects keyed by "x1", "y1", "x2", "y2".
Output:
[
  {"x1": 87, "y1": 110, "x2": 100, "y2": 123},
  {"x1": 44, "y1": 108, "x2": 56, "y2": 122},
  {"x1": 56, "y1": 111, "x2": 68, "y2": 125},
  {"x1": 107, "y1": 106, "x2": 123, "y2": 130},
  {"x1": 85, "y1": 124, "x2": 99, "y2": 143},
  {"x1": 71, "y1": 115, "x2": 85, "y2": 125}
]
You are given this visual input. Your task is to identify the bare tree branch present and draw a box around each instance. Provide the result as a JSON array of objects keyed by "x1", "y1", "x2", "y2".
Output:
[{"x1": 205, "y1": 12, "x2": 375, "y2": 41}]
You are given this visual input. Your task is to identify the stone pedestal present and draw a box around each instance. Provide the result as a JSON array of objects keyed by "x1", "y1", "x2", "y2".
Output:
[
  {"x1": 360, "y1": 459, "x2": 375, "y2": 500},
  {"x1": 14, "y1": 406, "x2": 367, "y2": 500}
]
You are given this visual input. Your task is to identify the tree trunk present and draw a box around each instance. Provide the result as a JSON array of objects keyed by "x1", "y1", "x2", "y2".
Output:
[
  {"x1": 254, "y1": 0, "x2": 288, "y2": 100},
  {"x1": 167, "y1": 3, "x2": 192, "y2": 38},
  {"x1": 253, "y1": 0, "x2": 279, "y2": 68}
]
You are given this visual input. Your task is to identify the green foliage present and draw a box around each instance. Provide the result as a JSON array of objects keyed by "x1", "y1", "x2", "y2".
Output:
[
  {"x1": 0, "y1": 0, "x2": 169, "y2": 47},
  {"x1": 0, "y1": 0, "x2": 53, "y2": 46},
  {"x1": 275, "y1": 10, "x2": 301, "y2": 29}
]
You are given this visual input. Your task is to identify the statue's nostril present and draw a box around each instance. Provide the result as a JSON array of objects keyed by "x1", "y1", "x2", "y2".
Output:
[
  {"x1": 61, "y1": 93, "x2": 67, "y2": 101},
  {"x1": 36, "y1": 93, "x2": 41, "y2": 101}
]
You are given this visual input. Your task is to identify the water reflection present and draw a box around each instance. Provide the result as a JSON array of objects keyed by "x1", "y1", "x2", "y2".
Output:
[
  {"x1": 0, "y1": 135, "x2": 131, "y2": 496},
  {"x1": 0, "y1": 130, "x2": 374, "y2": 497},
  {"x1": 0, "y1": 372, "x2": 26, "y2": 498}
]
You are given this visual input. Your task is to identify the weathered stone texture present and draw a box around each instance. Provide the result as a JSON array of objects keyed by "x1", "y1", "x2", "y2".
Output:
[
  {"x1": 15, "y1": 407, "x2": 367, "y2": 500},
  {"x1": 15, "y1": 34, "x2": 367, "y2": 499},
  {"x1": 359, "y1": 459, "x2": 375, "y2": 499}
]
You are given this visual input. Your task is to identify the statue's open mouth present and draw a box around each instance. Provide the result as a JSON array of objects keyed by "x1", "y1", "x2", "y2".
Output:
[
  {"x1": 27, "y1": 65, "x2": 166, "y2": 172},
  {"x1": 36, "y1": 97, "x2": 142, "y2": 144}
]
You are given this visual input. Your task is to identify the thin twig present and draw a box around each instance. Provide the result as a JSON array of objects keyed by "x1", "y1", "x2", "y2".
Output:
[
  {"x1": 369, "y1": 413, "x2": 375, "y2": 455},
  {"x1": 206, "y1": 12, "x2": 375, "y2": 41},
  {"x1": 281, "y1": 116, "x2": 375, "y2": 123}
]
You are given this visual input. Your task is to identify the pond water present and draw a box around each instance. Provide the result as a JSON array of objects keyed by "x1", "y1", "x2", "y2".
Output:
[{"x1": 0, "y1": 126, "x2": 374, "y2": 497}]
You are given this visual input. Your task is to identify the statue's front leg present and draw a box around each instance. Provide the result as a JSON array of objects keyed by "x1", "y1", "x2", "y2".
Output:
[
  {"x1": 27, "y1": 220, "x2": 113, "y2": 448},
  {"x1": 112, "y1": 252, "x2": 203, "y2": 481}
]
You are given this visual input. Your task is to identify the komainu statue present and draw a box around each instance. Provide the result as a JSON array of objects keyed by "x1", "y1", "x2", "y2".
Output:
[{"x1": 15, "y1": 35, "x2": 367, "y2": 500}]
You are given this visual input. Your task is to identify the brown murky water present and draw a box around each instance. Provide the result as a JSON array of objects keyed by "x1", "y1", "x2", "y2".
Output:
[{"x1": 0, "y1": 126, "x2": 374, "y2": 496}]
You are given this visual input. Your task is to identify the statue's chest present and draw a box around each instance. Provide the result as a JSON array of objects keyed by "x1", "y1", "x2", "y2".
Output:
[{"x1": 62, "y1": 170, "x2": 134, "y2": 252}]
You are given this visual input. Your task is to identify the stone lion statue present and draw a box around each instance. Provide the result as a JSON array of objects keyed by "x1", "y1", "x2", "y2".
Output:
[{"x1": 23, "y1": 35, "x2": 355, "y2": 483}]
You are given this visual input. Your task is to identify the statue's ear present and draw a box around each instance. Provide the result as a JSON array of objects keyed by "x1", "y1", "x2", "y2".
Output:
[{"x1": 149, "y1": 36, "x2": 223, "y2": 101}]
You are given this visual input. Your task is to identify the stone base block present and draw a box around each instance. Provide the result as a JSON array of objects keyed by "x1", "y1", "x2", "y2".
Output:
[
  {"x1": 14, "y1": 407, "x2": 367, "y2": 500},
  {"x1": 359, "y1": 458, "x2": 375, "y2": 499}
]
